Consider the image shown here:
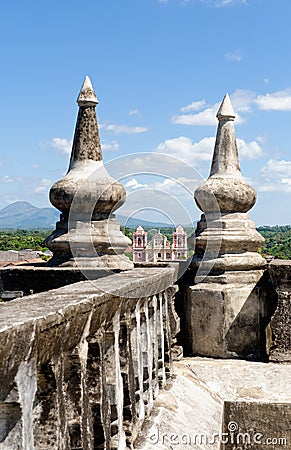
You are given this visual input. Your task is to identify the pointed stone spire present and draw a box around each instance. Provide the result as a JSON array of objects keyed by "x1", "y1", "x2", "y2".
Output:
[
  {"x1": 216, "y1": 93, "x2": 235, "y2": 121},
  {"x1": 186, "y1": 94, "x2": 266, "y2": 358},
  {"x1": 210, "y1": 93, "x2": 240, "y2": 178},
  {"x1": 69, "y1": 76, "x2": 102, "y2": 168},
  {"x1": 195, "y1": 93, "x2": 256, "y2": 213},
  {"x1": 45, "y1": 76, "x2": 133, "y2": 269},
  {"x1": 77, "y1": 75, "x2": 98, "y2": 106}
]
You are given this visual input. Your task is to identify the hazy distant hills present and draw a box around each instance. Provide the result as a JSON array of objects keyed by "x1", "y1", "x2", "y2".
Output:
[
  {"x1": 0, "y1": 201, "x2": 190, "y2": 229},
  {"x1": 0, "y1": 202, "x2": 59, "y2": 228},
  {"x1": 116, "y1": 215, "x2": 179, "y2": 229}
]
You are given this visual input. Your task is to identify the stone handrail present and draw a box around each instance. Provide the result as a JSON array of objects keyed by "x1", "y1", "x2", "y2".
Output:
[{"x1": 0, "y1": 266, "x2": 179, "y2": 449}]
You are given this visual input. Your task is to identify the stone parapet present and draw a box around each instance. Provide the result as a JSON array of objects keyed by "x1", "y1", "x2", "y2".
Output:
[
  {"x1": 0, "y1": 267, "x2": 179, "y2": 449},
  {"x1": 267, "y1": 260, "x2": 291, "y2": 362}
]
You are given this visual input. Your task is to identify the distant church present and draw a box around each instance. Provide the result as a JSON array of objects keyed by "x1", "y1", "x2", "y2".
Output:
[{"x1": 132, "y1": 225, "x2": 188, "y2": 263}]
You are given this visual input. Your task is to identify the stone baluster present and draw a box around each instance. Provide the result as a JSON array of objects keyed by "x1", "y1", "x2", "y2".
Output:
[
  {"x1": 157, "y1": 293, "x2": 166, "y2": 387},
  {"x1": 150, "y1": 295, "x2": 160, "y2": 399},
  {"x1": 86, "y1": 333, "x2": 105, "y2": 449},
  {"x1": 102, "y1": 317, "x2": 126, "y2": 450},
  {"x1": 118, "y1": 315, "x2": 136, "y2": 446}
]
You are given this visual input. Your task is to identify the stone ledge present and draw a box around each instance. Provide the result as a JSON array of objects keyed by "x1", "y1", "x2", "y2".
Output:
[
  {"x1": 268, "y1": 259, "x2": 291, "y2": 290},
  {"x1": 0, "y1": 267, "x2": 177, "y2": 330},
  {"x1": 0, "y1": 265, "x2": 116, "y2": 297},
  {"x1": 136, "y1": 358, "x2": 291, "y2": 449}
]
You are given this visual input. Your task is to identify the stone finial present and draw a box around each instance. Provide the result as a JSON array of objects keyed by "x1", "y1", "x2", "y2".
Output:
[
  {"x1": 77, "y1": 75, "x2": 98, "y2": 106},
  {"x1": 49, "y1": 77, "x2": 123, "y2": 216},
  {"x1": 45, "y1": 76, "x2": 133, "y2": 269},
  {"x1": 68, "y1": 76, "x2": 102, "y2": 168},
  {"x1": 187, "y1": 94, "x2": 266, "y2": 359},
  {"x1": 216, "y1": 93, "x2": 235, "y2": 121},
  {"x1": 210, "y1": 93, "x2": 240, "y2": 178},
  {"x1": 195, "y1": 93, "x2": 256, "y2": 213},
  {"x1": 193, "y1": 92, "x2": 265, "y2": 266}
]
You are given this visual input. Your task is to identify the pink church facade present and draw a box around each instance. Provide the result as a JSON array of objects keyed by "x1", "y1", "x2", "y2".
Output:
[{"x1": 132, "y1": 225, "x2": 188, "y2": 263}]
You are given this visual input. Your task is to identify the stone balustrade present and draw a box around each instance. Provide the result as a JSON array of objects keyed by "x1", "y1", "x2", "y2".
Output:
[
  {"x1": 267, "y1": 260, "x2": 291, "y2": 362},
  {"x1": 0, "y1": 266, "x2": 179, "y2": 449}
]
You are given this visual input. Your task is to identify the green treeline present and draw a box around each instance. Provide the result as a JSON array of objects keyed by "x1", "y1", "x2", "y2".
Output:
[
  {"x1": 1, "y1": 226, "x2": 291, "y2": 260},
  {"x1": 257, "y1": 225, "x2": 291, "y2": 260},
  {"x1": 0, "y1": 229, "x2": 50, "y2": 251}
]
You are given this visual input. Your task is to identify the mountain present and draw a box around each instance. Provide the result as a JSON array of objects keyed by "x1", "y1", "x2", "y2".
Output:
[
  {"x1": 0, "y1": 201, "x2": 195, "y2": 229},
  {"x1": 0, "y1": 202, "x2": 59, "y2": 228},
  {"x1": 116, "y1": 215, "x2": 177, "y2": 229}
]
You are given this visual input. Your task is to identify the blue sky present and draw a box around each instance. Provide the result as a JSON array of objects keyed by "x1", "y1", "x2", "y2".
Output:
[{"x1": 0, "y1": 0, "x2": 291, "y2": 225}]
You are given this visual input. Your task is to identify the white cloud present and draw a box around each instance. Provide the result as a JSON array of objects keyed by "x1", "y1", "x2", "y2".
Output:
[
  {"x1": 180, "y1": 100, "x2": 206, "y2": 113},
  {"x1": 152, "y1": 176, "x2": 199, "y2": 196},
  {"x1": 224, "y1": 50, "x2": 242, "y2": 62},
  {"x1": 101, "y1": 140, "x2": 119, "y2": 152},
  {"x1": 227, "y1": 89, "x2": 256, "y2": 113},
  {"x1": 162, "y1": 0, "x2": 247, "y2": 6},
  {"x1": 1, "y1": 176, "x2": 24, "y2": 183},
  {"x1": 259, "y1": 159, "x2": 291, "y2": 192},
  {"x1": 129, "y1": 109, "x2": 142, "y2": 118},
  {"x1": 256, "y1": 135, "x2": 266, "y2": 144},
  {"x1": 2, "y1": 176, "x2": 14, "y2": 183},
  {"x1": 118, "y1": 175, "x2": 198, "y2": 225},
  {"x1": 173, "y1": 87, "x2": 291, "y2": 127},
  {"x1": 173, "y1": 92, "x2": 249, "y2": 126},
  {"x1": 232, "y1": 88, "x2": 291, "y2": 112},
  {"x1": 261, "y1": 159, "x2": 291, "y2": 179},
  {"x1": 155, "y1": 135, "x2": 262, "y2": 165},
  {"x1": 173, "y1": 108, "x2": 218, "y2": 126},
  {"x1": 125, "y1": 178, "x2": 148, "y2": 189},
  {"x1": 214, "y1": 0, "x2": 247, "y2": 6},
  {"x1": 156, "y1": 136, "x2": 215, "y2": 163},
  {"x1": 173, "y1": 105, "x2": 246, "y2": 126},
  {"x1": 107, "y1": 153, "x2": 206, "y2": 186},
  {"x1": 102, "y1": 124, "x2": 149, "y2": 134},
  {"x1": 35, "y1": 178, "x2": 52, "y2": 193},
  {"x1": 52, "y1": 137, "x2": 72, "y2": 154},
  {"x1": 237, "y1": 139, "x2": 263, "y2": 159},
  {"x1": 256, "y1": 89, "x2": 291, "y2": 111}
]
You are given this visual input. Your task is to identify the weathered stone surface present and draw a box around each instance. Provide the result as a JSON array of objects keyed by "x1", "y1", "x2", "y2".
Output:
[
  {"x1": 0, "y1": 267, "x2": 178, "y2": 449},
  {"x1": 184, "y1": 270, "x2": 270, "y2": 359},
  {"x1": 222, "y1": 402, "x2": 290, "y2": 450},
  {"x1": 0, "y1": 266, "x2": 113, "y2": 297},
  {"x1": 193, "y1": 94, "x2": 265, "y2": 265},
  {"x1": 193, "y1": 212, "x2": 265, "y2": 263},
  {"x1": 268, "y1": 260, "x2": 291, "y2": 362},
  {"x1": 45, "y1": 76, "x2": 133, "y2": 270},
  {"x1": 136, "y1": 358, "x2": 291, "y2": 450},
  {"x1": 195, "y1": 94, "x2": 256, "y2": 214},
  {"x1": 195, "y1": 177, "x2": 257, "y2": 214},
  {"x1": 49, "y1": 162, "x2": 126, "y2": 215},
  {"x1": 184, "y1": 94, "x2": 267, "y2": 358}
]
